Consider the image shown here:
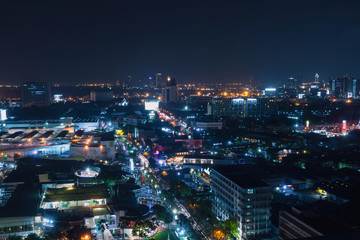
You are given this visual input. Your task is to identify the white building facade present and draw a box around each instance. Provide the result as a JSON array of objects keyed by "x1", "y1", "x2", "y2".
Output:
[{"x1": 211, "y1": 169, "x2": 272, "y2": 239}]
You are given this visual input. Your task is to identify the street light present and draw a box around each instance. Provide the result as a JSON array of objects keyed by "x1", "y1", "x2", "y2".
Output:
[{"x1": 81, "y1": 234, "x2": 90, "y2": 240}]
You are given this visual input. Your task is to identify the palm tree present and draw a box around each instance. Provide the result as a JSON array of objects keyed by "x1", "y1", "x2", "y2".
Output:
[{"x1": 96, "y1": 219, "x2": 109, "y2": 232}]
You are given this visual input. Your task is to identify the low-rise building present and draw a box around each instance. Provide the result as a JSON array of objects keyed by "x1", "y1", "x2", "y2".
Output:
[{"x1": 0, "y1": 184, "x2": 41, "y2": 239}]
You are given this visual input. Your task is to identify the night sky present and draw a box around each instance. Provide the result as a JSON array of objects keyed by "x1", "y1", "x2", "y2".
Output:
[{"x1": 1, "y1": 0, "x2": 360, "y2": 86}]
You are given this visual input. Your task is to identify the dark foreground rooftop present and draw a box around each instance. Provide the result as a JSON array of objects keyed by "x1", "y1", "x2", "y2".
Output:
[
  {"x1": 0, "y1": 183, "x2": 40, "y2": 218},
  {"x1": 213, "y1": 165, "x2": 269, "y2": 188}
]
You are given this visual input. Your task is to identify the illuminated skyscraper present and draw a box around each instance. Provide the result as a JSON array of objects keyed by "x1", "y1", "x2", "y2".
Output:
[
  {"x1": 352, "y1": 78, "x2": 358, "y2": 98},
  {"x1": 330, "y1": 75, "x2": 358, "y2": 98},
  {"x1": 315, "y1": 73, "x2": 320, "y2": 83}
]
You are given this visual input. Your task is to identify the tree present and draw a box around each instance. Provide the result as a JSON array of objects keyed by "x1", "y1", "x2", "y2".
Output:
[
  {"x1": 179, "y1": 186, "x2": 193, "y2": 198},
  {"x1": 97, "y1": 219, "x2": 109, "y2": 232},
  {"x1": 223, "y1": 218, "x2": 238, "y2": 239},
  {"x1": 164, "y1": 214, "x2": 173, "y2": 224},
  {"x1": 132, "y1": 219, "x2": 155, "y2": 238},
  {"x1": 152, "y1": 204, "x2": 173, "y2": 223},
  {"x1": 25, "y1": 234, "x2": 42, "y2": 240},
  {"x1": 212, "y1": 229, "x2": 226, "y2": 240},
  {"x1": 178, "y1": 214, "x2": 187, "y2": 226},
  {"x1": 7, "y1": 235, "x2": 22, "y2": 240},
  {"x1": 43, "y1": 226, "x2": 68, "y2": 240},
  {"x1": 152, "y1": 204, "x2": 167, "y2": 221},
  {"x1": 126, "y1": 177, "x2": 135, "y2": 184},
  {"x1": 67, "y1": 226, "x2": 90, "y2": 240}
]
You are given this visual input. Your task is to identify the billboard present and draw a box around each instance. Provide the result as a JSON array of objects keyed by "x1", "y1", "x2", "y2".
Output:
[
  {"x1": 145, "y1": 100, "x2": 160, "y2": 111},
  {"x1": 54, "y1": 94, "x2": 63, "y2": 101},
  {"x1": 0, "y1": 109, "x2": 7, "y2": 121}
]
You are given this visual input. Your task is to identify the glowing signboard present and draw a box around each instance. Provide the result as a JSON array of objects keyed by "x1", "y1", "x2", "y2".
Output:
[
  {"x1": 0, "y1": 109, "x2": 7, "y2": 121},
  {"x1": 145, "y1": 100, "x2": 160, "y2": 111}
]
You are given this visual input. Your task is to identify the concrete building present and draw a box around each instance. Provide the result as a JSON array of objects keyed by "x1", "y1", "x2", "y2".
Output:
[
  {"x1": 4, "y1": 118, "x2": 98, "y2": 133},
  {"x1": 39, "y1": 184, "x2": 116, "y2": 234},
  {"x1": 211, "y1": 166, "x2": 272, "y2": 239},
  {"x1": 0, "y1": 142, "x2": 70, "y2": 160},
  {"x1": 330, "y1": 76, "x2": 358, "y2": 98},
  {"x1": 0, "y1": 217, "x2": 38, "y2": 238},
  {"x1": 169, "y1": 155, "x2": 234, "y2": 166},
  {"x1": 70, "y1": 132, "x2": 115, "y2": 160},
  {"x1": 162, "y1": 78, "x2": 179, "y2": 104},
  {"x1": 279, "y1": 208, "x2": 350, "y2": 239},
  {"x1": 195, "y1": 121, "x2": 223, "y2": 130},
  {"x1": 0, "y1": 183, "x2": 41, "y2": 239}
]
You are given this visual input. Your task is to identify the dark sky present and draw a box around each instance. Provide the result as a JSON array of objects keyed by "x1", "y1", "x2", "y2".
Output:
[{"x1": 1, "y1": 0, "x2": 360, "y2": 86}]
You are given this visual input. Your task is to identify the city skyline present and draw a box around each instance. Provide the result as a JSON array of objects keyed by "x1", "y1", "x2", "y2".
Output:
[
  {"x1": 1, "y1": 0, "x2": 360, "y2": 85},
  {"x1": 2, "y1": 2, "x2": 360, "y2": 239}
]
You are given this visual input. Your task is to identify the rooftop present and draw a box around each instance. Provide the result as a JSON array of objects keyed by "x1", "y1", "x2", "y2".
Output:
[
  {"x1": 43, "y1": 184, "x2": 109, "y2": 202},
  {"x1": 4, "y1": 157, "x2": 88, "y2": 183},
  {"x1": 213, "y1": 166, "x2": 269, "y2": 188}
]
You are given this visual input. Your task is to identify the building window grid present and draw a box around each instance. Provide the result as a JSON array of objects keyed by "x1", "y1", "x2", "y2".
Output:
[{"x1": 211, "y1": 171, "x2": 271, "y2": 238}]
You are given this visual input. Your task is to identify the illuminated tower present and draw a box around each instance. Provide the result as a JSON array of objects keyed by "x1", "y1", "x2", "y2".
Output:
[
  {"x1": 352, "y1": 78, "x2": 358, "y2": 99},
  {"x1": 315, "y1": 73, "x2": 320, "y2": 83}
]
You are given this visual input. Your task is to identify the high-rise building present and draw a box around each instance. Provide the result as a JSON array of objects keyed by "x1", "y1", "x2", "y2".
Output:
[
  {"x1": 342, "y1": 76, "x2": 352, "y2": 98},
  {"x1": 211, "y1": 167, "x2": 272, "y2": 239},
  {"x1": 285, "y1": 77, "x2": 297, "y2": 89},
  {"x1": 330, "y1": 76, "x2": 358, "y2": 98},
  {"x1": 161, "y1": 78, "x2": 179, "y2": 104},
  {"x1": 352, "y1": 78, "x2": 358, "y2": 98},
  {"x1": 21, "y1": 82, "x2": 51, "y2": 107},
  {"x1": 211, "y1": 97, "x2": 273, "y2": 118},
  {"x1": 155, "y1": 73, "x2": 163, "y2": 88},
  {"x1": 330, "y1": 77, "x2": 341, "y2": 97}
]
